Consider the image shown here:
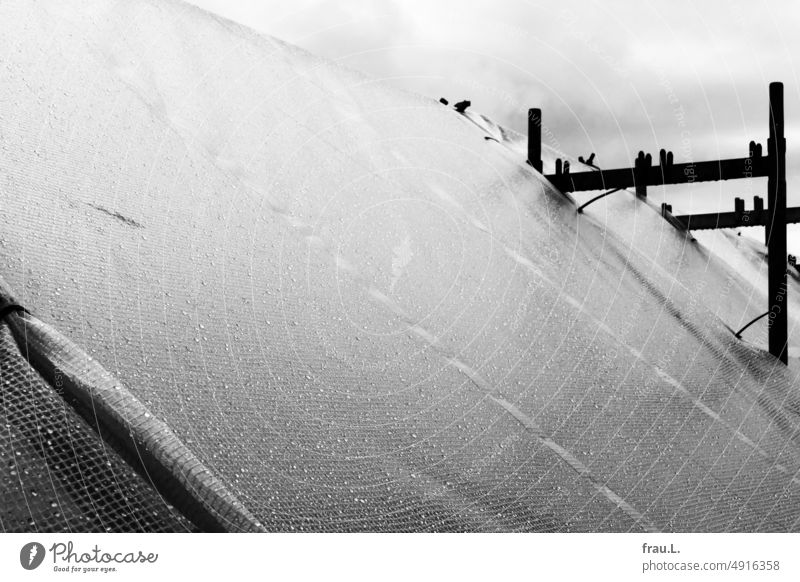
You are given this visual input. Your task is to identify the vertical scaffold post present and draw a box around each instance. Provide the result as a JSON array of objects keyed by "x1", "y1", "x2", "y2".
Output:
[
  {"x1": 634, "y1": 151, "x2": 650, "y2": 197},
  {"x1": 528, "y1": 108, "x2": 543, "y2": 173},
  {"x1": 767, "y1": 81, "x2": 788, "y2": 364}
]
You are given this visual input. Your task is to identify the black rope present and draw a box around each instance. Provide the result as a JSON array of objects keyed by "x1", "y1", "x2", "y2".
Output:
[
  {"x1": 734, "y1": 311, "x2": 770, "y2": 339},
  {"x1": 577, "y1": 188, "x2": 623, "y2": 213}
]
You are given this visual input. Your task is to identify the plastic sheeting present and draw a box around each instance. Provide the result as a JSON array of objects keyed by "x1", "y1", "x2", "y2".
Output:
[
  {"x1": 0, "y1": 319, "x2": 193, "y2": 532},
  {"x1": 1, "y1": 0, "x2": 800, "y2": 531}
]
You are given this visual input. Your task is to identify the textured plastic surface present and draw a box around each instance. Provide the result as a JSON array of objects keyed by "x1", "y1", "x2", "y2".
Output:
[
  {"x1": 0, "y1": 323, "x2": 193, "y2": 532},
  {"x1": 1, "y1": 302, "x2": 264, "y2": 532},
  {"x1": 1, "y1": 0, "x2": 800, "y2": 531}
]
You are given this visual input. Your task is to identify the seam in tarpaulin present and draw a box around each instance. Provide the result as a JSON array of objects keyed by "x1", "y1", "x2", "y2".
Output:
[{"x1": 0, "y1": 276, "x2": 266, "y2": 533}]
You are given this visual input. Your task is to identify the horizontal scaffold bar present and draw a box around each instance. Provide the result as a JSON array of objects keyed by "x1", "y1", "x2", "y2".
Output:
[
  {"x1": 672, "y1": 206, "x2": 800, "y2": 230},
  {"x1": 545, "y1": 156, "x2": 771, "y2": 193}
]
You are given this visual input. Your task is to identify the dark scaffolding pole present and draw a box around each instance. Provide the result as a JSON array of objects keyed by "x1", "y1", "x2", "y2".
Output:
[
  {"x1": 767, "y1": 81, "x2": 788, "y2": 364},
  {"x1": 527, "y1": 108, "x2": 542, "y2": 173}
]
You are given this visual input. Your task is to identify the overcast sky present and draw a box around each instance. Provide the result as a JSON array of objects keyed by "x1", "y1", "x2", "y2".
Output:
[{"x1": 184, "y1": 0, "x2": 800, "y2": 246}]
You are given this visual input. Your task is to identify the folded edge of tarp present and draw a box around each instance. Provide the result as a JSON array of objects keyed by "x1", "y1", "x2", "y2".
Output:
[{"x1": 0, "y1": 276, "x2": 266, "y2": 533}]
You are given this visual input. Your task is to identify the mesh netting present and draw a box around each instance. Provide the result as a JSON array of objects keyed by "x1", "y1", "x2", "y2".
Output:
[{"x1": 0, "y1": 323, "x2": 193, "y2": 532}]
